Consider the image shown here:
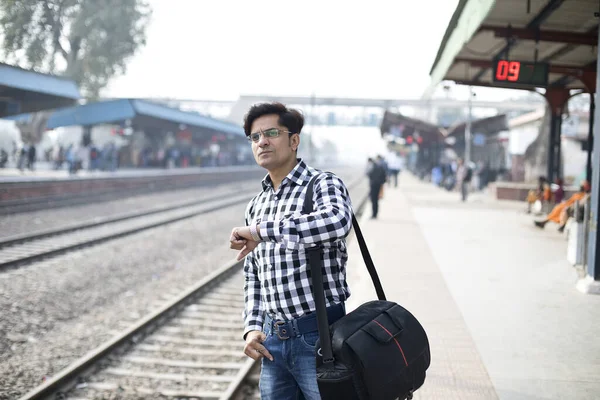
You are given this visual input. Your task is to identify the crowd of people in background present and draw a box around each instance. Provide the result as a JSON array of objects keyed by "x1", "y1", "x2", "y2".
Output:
[
  {"x1": 0, "y1": 140, "x2": 252, "y2": 175},
  {"x1": 5, "y1": 142, "x2": 38, "y2": 171},
  {"x1": 366, "y1": 152, "x2": 592, "y2": 239},
  {"x1": 136, "y1": 144, "x2": 252, "y2": 169},
  {"x1": 47, "y1": 142, "x2": 119, "y2": 174},
  {"x1": 365, "y1": 152, "x2": 492, "y2": 217},
  {"x1": 365, "y1": 153, "x2": 494, "y2": 217},
  {"x1": 429, "y1": 160, "x2": 490, "y2": 194}
]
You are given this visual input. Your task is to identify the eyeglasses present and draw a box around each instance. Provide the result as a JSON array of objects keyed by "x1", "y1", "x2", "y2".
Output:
[{"x1": 247, "y1": 128, "x2": 293, "y2": 143}]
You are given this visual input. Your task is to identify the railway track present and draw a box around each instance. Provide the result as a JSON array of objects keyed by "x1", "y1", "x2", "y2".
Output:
[
  {"x1": 0, "y1": 184, "x2": 259, "y2": 269},
  {"x1": 15, "y1": 178, "x2": 369, "y2": 400},
  {"x1": 0, "y1": 173, "x2": 364, "y2": 270},
  {"x1": 19, "y1": 260, "x2": 254, "y2": 400},
  {"x1": 0, "y1": 167, "x2": 265, "y2": 216}
]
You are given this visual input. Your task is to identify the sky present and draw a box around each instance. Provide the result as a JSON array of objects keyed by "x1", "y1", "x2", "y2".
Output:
[
  {"x1": 104, "y1": 0, "x2": 466, "y2": 101},
  {"x1": 101, "y1": 0, "x2": 531, "y2": 161}
]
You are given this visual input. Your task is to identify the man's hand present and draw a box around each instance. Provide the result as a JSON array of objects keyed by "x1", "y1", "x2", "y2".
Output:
[
  {"x1": 244, "y1": 330, "x2": 273, "y2": 361},
  {"x1": 230, "y1": 227, "x2": 260, "y2": 261},
  {"x1": 236, "y1": 241, "x2": 259, "y2": 261},
  {"x1": 229, "y1": 227, "x2": 248, "y2": 250},
  {"x1": 231, "y1": 226, "x2": 253, "y2": 241}
]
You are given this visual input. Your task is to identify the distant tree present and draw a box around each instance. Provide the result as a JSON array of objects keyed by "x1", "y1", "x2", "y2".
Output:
[
  {"x1": 16, "y1": 111, "x2": 52, "y2": 144},
  {"x1": 0, "y1": 0, "x2": 151, "y2": 99}
]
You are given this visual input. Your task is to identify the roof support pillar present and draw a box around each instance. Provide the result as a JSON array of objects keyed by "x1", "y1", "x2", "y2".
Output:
[
  {"x1": 579, "y1": 27, "x2": 600, "y2": 292},
  {"x1": 578, "y1": 70, "x2": 597, "y2": 94},
  {"x1": 544, "y1": 88, "x2": 569, "y2": 183},
  {"x1": 587, "y1": 94, "x2": 594, "y2": 183},
  {"x1": 82, "y1": 125, "x2": 92, "y2": 147}
]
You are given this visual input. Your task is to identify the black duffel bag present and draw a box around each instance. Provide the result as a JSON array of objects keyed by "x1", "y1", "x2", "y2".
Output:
[{"x1": 303, "y1": 174, "x2": 431, "y2": 400}]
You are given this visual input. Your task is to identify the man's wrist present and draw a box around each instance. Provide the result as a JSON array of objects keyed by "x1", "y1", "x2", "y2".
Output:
[
  {"x1": 256, "y1": 224, "x2": 263, "y2": 240},
  {"x1": 243, "y1": 327, "x2": 262, "y2": 340}
]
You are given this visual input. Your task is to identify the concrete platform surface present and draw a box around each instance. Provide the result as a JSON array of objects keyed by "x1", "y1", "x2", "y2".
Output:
[
  {"x1": 0, "y1": 162, "x2": 257, "y2": 183},
  {"x1": 345, "y1": 173, "x2": 600, "y2": 400}
]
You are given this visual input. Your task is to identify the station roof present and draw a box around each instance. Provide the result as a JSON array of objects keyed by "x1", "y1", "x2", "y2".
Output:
[
  {"x1": 446, "y1": 114, "x2": 509, "y2": 138},
  {"x1": 7, "y1": 99, "x2": 245, "y2": 137},
  {"x1": 0, "y1": 63, "x2": 80, "y2": 117},
  {"x1": 380, "y1": 110, "x2": 446, "y2": 144},
  {"x1": 425, "y1": 0, "x2": 599, "y2": 97}
]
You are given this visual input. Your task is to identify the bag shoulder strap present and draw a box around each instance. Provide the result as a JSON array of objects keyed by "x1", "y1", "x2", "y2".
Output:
[
  {"x1": 303, "y1": 172, "x2": 386, "y2": 367},
  {"x1": 303, "y1": 172, "x2": 386, "y2": 300}
]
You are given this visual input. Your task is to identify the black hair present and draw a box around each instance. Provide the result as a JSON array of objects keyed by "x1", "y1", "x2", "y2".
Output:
[{"x1": 243, "y1": 102, "x2": 304, "y2": 137}]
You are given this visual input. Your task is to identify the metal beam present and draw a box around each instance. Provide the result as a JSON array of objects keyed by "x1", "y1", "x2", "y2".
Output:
[
  {"x1": 551, "y1": 60, "x2": 598, "y2": 88},
  {"x1": 479, "y1": 25, "x2": 598, "y2": 46},
  {"x1": 452, "y1": 79, "x2": 540, "y2": 91},
  {"x1": 471, "y1": 0, "x2": 566, "y2": 82},
  {"x1": 541, "y1": 26, "x2": 599, "y2": 63},
  {"x1": 145, "y1": 95, "x2": 544, "y2": 111}
]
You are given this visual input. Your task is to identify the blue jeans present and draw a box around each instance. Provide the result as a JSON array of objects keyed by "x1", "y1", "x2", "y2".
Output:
[{"x1": 259, "y1": 322, "x2": 321, "y2": 399}]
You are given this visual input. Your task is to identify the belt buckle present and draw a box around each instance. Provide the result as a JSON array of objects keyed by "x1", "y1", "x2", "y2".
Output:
[{"x1": 274, "y1": 321, "x2": 290, "y2": 340}]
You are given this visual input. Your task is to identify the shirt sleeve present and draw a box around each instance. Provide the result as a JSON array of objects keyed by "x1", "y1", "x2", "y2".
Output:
[
  {"x1": 258, "y1": 173, "x2": 353, "y2": 247},
  {"x1": 242, "y1": 251, "x2": 264, "y2": 339},
  {"x1": 242, "y1": 197, "x2": 263, "y2": 339}
]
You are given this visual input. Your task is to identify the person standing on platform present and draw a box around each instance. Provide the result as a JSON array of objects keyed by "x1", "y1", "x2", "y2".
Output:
[
  {"x1": 386, "y1": 151, "x2": 402, "y2": 188},
  {"x1": 376, "y1": 154, "x2": 389, "y2": 182},
  {"x1": 228, "y1": 102, "x2": 353, "y2": 400},
  {"x1": 27, "y1": 143, "x2": 36, "y2": 171},
  {"x1": 456, "y1": 158, "x2": 472, "y2": 202},
  {"x1": 367, "y1": 157, "x2": 387, "y2": 218}
]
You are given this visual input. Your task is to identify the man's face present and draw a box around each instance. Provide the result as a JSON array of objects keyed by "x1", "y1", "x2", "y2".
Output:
[{"x1": 250, "y1": 114, "x2": 299, "y2": 170}]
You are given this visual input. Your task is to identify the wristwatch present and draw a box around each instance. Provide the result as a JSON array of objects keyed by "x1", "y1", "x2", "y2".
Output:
[{"x1": 249, "y1": 223, "x2": 261, "y2": 242}]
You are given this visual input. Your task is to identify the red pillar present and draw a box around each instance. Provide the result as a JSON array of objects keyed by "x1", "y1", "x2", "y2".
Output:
[
  {"x1": 579, "y1": 71, "x2": 596, "y2": 183},
  {"x1": 544, "y1": 88, "x2": 570, "y2": 182}
]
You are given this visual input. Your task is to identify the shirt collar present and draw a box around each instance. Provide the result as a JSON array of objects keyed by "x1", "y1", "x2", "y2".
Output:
[{"x1": 261, "y1": 159, "x2": 311, "y2": 191}]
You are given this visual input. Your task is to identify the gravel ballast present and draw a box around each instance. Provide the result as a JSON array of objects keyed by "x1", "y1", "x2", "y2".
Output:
[{"x1": 0, "y1": 201, "x2": 248, "y2": 399}]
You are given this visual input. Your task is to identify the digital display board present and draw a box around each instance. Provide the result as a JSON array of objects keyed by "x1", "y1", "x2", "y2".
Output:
[{"x1": 493, "y1": 60, "x2": 549, "y2": 87}]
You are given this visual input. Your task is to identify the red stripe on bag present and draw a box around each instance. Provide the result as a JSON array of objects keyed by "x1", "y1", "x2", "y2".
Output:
[{"x1": 373, "y1": 320, "x2": 408, "y2": 366}]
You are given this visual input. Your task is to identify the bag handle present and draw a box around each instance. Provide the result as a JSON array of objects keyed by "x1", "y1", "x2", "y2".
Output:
[{"x1": 303, "y1": 173, "x2": 387, "y2": 367}]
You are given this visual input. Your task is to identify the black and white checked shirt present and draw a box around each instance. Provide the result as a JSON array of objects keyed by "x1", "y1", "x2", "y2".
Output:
[{"x1": 242, "y1": 159, "x2": 353, "y2": 337}]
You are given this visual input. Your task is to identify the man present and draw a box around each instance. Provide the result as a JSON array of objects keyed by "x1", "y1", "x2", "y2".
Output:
[
  {"x1": 367, "y1": 157, "x2": 386, "y2": 218},
  {"x1": 229, "y1": 102, "x2": 353, "y2": 399},
  {"x1": 386, "y1": 151, "x2": 402, "y2": 188},
  {"x1": 456, "y1": 158, "x2": 472, "y2": 202},
  {"x1": 27, "y1": 143, "x2": 36, "y2": 171},
  {"x1": 376, "y1": 154, "x2": 389, "y2": 180}
]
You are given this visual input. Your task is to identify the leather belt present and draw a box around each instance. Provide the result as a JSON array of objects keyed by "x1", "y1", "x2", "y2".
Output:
[{"x1": 264, "y1": 303, "x2": 345, "y2": 340}]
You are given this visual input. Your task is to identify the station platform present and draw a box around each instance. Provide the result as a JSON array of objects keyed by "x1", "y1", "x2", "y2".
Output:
[
  {"x1": 0, "y1": 162, "x2": 257, "y2": 183},
  {"x1": 345, "y1": 173, "x2": 600, "y2": 400}
]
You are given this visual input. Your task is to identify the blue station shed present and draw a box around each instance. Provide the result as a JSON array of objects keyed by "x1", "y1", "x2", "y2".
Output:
[
  {"x1": 41, "y1": 99, "x2": 244, "y2": 138},
  {"x1": 7, "y1": 98, "x2": 249, "y2": 168},
  {"x1": 0, "y1": 63, "x2": 80, "y2": 117}
]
